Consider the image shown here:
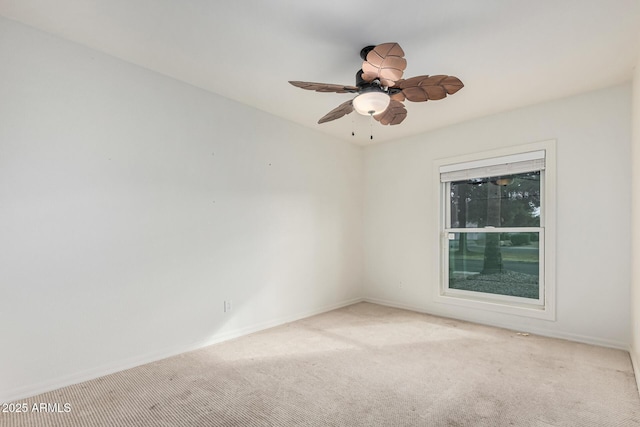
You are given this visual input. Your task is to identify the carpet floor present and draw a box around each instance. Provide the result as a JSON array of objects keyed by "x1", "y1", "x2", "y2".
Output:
[{"x1": 3, "y1": 302, "x2": 640, "y2": 426}]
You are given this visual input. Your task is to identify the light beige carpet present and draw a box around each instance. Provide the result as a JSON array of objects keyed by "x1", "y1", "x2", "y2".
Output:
[{"x1": 3, "y1": 302, "x2": 640, "y2": 426}]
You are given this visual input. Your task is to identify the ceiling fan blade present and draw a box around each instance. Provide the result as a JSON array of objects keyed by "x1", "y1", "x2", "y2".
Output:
[
  {"x1": 373, "y1": 100, "x2": 407, "y2": 125},
  {"x1": 318, "y1": 99, "x2": 354, "y2": 124},
  {"x1": 441, "y1": 76, "x2": 464, "y2": 94},
  {"x1": 397, "y1": 75, "x2": 464, "y2": 102},
  {"x1": 289, "y1": 81, "x2": 359, "y2": 93},
  {"x1": 361, "y1": 43, "x2": 407, "y2": 87},
  {"x1": 390, "y1": 91, "x2": 406, "y2": 102}
]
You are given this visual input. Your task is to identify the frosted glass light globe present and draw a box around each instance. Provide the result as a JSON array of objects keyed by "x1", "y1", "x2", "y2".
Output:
[{"x1": 352, "y1": 91, "x2": 390, "y2": 116}]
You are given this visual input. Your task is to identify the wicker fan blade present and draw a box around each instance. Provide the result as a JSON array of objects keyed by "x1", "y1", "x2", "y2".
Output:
[
  {"x1": 318, "y1": 100, "x2": 354, "y2": 124},
  {"x1": 373, "y1": 100, "x2": 407, "y2": 126},
  {"x1": 361, "y1": 43, "x2": 407, "y2": 87},
  {"x1": 289, "y1": 81, "x2": 359, "y2": 93},
  {"x1": 398, "y1": 75, "x2": 464, "y2": 102}
]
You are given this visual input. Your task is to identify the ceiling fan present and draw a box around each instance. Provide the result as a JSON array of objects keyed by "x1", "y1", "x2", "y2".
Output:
[{"x1": 289, "y1": 42, "x2": 463, "y2": 126}]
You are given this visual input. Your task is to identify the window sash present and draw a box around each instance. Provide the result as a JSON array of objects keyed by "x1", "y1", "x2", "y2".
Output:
[
  {"x1": 442, "y1": 229, "x2": 545, "y2": 306},
  {"x1": 444, "y1": 173, "x2": 545, "y2": 229}
]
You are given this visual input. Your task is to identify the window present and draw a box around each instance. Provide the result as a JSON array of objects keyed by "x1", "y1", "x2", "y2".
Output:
[{"x1": 436, "y1": 142, "x2": 555, "y2": 319}]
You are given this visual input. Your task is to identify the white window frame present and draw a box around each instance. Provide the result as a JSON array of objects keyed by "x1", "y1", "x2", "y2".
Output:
[{"x1": 434, "y1": 140, "x2": 556, "y2": 320}]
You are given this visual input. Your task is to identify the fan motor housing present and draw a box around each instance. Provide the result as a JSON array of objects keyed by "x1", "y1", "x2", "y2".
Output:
[
  {"x1": 355, "y1": 69, "x2": 384, "y2": 91},
  {"x1": 355, "y1": 69, "x2": 401, "y2": 96}
]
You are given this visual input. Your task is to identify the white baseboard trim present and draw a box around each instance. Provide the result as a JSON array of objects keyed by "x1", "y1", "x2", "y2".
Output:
[
  {"x1": 630, "y1": 347, "x2": 640, "y2": 395},
  {"x1": 2, "y1": 297, "x2": 364, "y2": 403},
  {"x1": 364, "y1": 297, "x2": 629, "y2": 350},
  {"x1": 191, "y1": 297, "x2": 364, "y2": 350}
]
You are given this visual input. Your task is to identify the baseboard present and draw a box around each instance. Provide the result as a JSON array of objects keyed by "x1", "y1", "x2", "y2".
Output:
[
  {"x1": 191, "y1": 297, "x2": 364, "y2": 350},
  {"x1": 630, "y1": 347, "x2": 640, "y2": 395},
  {"x1": 1, "y1": 297, "x2": 364, "y2": 403},
  {"x1": 364, "y1": 297, "x2": 629, "y2": 350}
]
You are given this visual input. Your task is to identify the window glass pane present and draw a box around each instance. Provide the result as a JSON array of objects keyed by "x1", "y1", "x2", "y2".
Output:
[
  {"x1": 448, "y1": 232, "x2": 539, "y2": 299},
  {"x1": 449, "y1": 171, "x2": 540, "y2": 228}
]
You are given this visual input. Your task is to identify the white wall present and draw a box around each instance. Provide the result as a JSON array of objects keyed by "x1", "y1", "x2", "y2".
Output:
[
  {"x1": 363, "y1": 84, "x2": 632, "y2": 348},
  {"x1": 0, "y1": 18, "x2": 363, "y2": 402},
  {"x1": 631, "y1": 49, "x2": 640, "y2": 385}
]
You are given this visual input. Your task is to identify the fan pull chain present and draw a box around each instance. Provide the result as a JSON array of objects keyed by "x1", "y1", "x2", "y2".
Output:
[{"x1": 369, "y1": 113, "x2": 374, "y2": 140}]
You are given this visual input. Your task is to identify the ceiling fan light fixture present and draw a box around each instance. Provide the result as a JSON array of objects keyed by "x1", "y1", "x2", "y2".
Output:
[
  {"x1": 352, "y1": 91, "x2": 390, "y2": 116},
  {"x1": 290, "y1": 42, "x2": 463, "y2": 127}
]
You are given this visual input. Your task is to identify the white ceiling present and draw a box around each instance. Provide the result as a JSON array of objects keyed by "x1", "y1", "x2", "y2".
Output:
[{"x1": 1, "y1": 0, "x2": 639, "y2": 144}]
